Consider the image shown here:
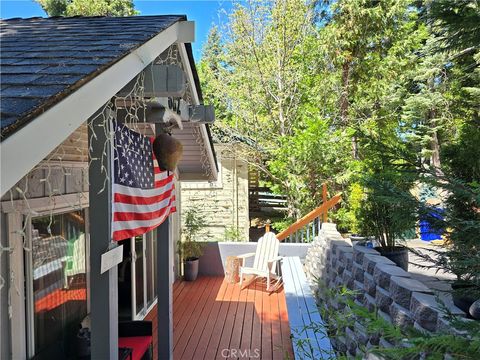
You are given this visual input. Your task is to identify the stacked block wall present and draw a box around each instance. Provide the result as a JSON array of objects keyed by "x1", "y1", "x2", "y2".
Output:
[{"x1": 304, "y1": 224, "x2": 466, "y2": 358}]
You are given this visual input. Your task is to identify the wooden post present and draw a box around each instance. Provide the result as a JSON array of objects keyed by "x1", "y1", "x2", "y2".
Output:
[
  {"x1": 88, "y1": 109, "x2": 118, "y2": 360},
  {"x1": 155, "y1": 125, "x2": 173, "y2": 360},
  {"x1": 322, "y1": 183, "x2": 328, "y2": 223},
  {"x1": 157, "y1": 218, "x2": 172, "y2": 359},
  {"x1": 225, "y1": 256, "x2": 241, "y2": 284}
]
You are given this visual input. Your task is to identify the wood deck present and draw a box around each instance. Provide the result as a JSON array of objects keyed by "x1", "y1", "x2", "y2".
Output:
[{"x1": 172, "y1": 276, "x2": 294, "y2": 360}]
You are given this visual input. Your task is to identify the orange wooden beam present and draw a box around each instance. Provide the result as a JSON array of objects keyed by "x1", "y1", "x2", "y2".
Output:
[
  {"x1": 322, "y1": 183, "x2": 328, "y2": 222},
  {"x1": 276, "y1": 193, "x2": 342, "y2": 241}
]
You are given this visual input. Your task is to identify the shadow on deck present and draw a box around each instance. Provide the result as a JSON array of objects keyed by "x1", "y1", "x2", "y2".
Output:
[{"x1": 172, "y1": 276, "x2": 294, "y2": 360}]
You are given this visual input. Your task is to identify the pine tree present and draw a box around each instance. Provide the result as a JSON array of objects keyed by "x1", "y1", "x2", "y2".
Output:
[{"x1": 36, "y1": 0, "x2": 137, "y2": 17}]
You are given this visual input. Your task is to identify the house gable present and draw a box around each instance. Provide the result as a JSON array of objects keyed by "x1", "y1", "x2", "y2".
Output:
[{"x1": 0, "y1": 16, "x2": 219, "y2": 196}]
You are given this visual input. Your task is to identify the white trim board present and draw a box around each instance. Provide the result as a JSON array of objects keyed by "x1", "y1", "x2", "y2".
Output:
[
  {"x1": 0, "y1": 21, "x2": 195, "y2": 197},
  {"x1": 1, "y1": 192, "x2": 89, "y2": 214},
  {"x1": 7, "y1": 213, "x2": 27, "y2": 360}
]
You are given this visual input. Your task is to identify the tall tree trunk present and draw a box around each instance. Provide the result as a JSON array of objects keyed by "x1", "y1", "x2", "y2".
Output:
[
  {"x1": 340, "y1": 60, "x2": 359, "y2": 159},
  {"x1": 340, "y1": 60, "x2": 350, "y2": 126},
  {"x1": 431, "y1": 129, "x2": 442, "y2": 172},
  {"x1": 277, "y1": 45, "x2": 285, "y2": 136},
  {"x1": 429, "y1": 109, "x2": 442, "y2": 173},
  {"x1": 352, "y1": 134, "x2": 359, "y2": 159}
]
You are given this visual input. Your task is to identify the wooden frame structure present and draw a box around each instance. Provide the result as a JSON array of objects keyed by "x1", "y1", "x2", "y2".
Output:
[{"x1": 276, "y1": 184, "x2": 342, "y2": 242}]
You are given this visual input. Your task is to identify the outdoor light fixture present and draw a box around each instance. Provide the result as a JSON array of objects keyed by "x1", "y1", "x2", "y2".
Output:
[
  {"x1": 145, "y1": 101, "x2": 183, "y2": 129},
  {"x1": 188, "y1": 104, "x2": 215, "y2": 124},
  {"x1": 116, "y1": 64, "x2": 216, "y2": 127},
  {"x1": 115, "y1": 99, "x2": 215, "y2": 128},
  {"x1": 145, "y1": 99, "x2": 216, "y2": 126}
]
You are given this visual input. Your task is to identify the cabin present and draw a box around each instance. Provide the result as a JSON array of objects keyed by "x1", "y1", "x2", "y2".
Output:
[
  {"x1": 0, "y1": 15, "x2": 343, "y2": 360},
  {"x1": 0, "y1": 16, "x2": 217, "y2": 359},
  {"x1": 180, "y1": 142, "x2": 250, "y2": 242},
  {"x1": 180, "y1": 126, "x2": 288, "y2": 243}
]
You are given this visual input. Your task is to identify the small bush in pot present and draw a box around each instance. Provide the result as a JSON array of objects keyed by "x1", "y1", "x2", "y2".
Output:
[
  {"x1": 357, "y1": 145, "x2": 417, "y2": 271},
  {"x1": 178, "y1": 205, "x2": 207, "y2": 281}
]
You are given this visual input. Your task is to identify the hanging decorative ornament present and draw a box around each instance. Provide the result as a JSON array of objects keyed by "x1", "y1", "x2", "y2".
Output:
[{"x1": 152, "y1": 133, "x2": 183, "y2": 171}]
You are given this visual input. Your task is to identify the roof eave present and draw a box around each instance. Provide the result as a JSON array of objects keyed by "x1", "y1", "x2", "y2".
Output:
[
  {"x1": 0, "y1": 20, "x2": 195, "y2": 197},
  {"x1": 177, "y1": 43, "x2": 218, "y2": 181}
]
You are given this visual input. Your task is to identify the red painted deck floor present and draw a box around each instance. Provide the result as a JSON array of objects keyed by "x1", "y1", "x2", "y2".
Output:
[{"x1": 173, "y1": 276, "x2": 294, "y2": 360}]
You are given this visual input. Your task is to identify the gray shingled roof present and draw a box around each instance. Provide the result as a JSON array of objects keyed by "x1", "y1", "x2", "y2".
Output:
[{"x1": 0, "y1": 15, "x2": 186, "y2": 140}]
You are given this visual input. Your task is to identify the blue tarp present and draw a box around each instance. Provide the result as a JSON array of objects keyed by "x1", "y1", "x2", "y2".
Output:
[{"x1": 420, "y1": 207, "x2": 444, "y2": 241}]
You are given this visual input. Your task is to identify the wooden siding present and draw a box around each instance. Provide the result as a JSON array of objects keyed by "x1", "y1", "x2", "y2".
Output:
[
  {"x1": 1, "y1": 122, "x2": 88, "y2": 202},
  {"x1": 171, "y1": 276, "x2": 293, "y2": 360},
  {"x1": 48, "y1": 123, "x2": 89, "y2": 163},
  {"x1": 180, "y1": 144, "x2": 250, "y2": 242}
]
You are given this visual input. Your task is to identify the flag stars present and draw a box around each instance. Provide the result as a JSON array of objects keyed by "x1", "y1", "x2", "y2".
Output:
[{"x1": 113, "y1": 125, "x2": 155, "y2": 189}]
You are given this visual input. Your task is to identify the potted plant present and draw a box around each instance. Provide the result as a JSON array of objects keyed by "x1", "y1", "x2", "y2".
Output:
[
  {"x1": 359, "y1": 186, "x2": 416, "y2": 270},
  {"x1": 358, "y1": 150, "x2": 417, "y2": 271},
  {"x1": 178, "y1": 205, "x2": 207, "y2": 281}
]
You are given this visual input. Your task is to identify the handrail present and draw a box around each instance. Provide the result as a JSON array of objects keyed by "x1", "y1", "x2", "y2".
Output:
[{"x1": 276, "y1": 193, "x2": 342, "y2": 241}]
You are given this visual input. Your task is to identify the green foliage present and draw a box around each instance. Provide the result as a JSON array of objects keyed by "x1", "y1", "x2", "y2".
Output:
[
  {"x1": 36, "y1": 0, "x2": 137, "y2": 17},
  {"x1": 443, "y1": 121, "x2": 480, "y2": 183},
  {"x1": 412, "y1": 168, "x2": 480, "y2": 291},
  {"x1": 271, "y1": 217, "x2": 294, "y2": 233},
  {"x1": 198, "y1": 0, "x2": 326, "y2": 219},
  {"x1": 335, "y1": 182, "x2": 363, "y2": 234},
  {"x1": 178, "y1": 206, "x2": 207, "y2": 261},
  {"x1": 199, "y1": 0, "x2": 479, "y2": 255},
  {"x1": 356, "y1": 137, "x2": 418, "y2": 248},
  {"x1": 426, "y1": 0, "x2": 480, "y2": 53},
  {"x1": 267, "y1": 118, "x2": 351, "y2": 217},
  {"x1": 36, "y1": 0, "x2": 67, "y2": 16},
  {"x1": 223, "y1": 226, "x2": 245, "y2": 242}
]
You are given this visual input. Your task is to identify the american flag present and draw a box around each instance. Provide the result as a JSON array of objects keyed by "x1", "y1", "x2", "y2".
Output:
[{"x1": 111, "y1": 121, "x2": 176, "y2": 241}]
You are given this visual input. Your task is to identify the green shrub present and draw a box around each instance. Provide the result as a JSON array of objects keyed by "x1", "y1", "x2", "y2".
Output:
[{"x1": 178, "y1": 205, "x2": 207, "y2": 261}]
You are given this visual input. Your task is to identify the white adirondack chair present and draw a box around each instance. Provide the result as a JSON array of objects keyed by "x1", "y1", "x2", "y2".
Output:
[{"x1": 238, "y1": 232, "x2": 282, "y2": 291}]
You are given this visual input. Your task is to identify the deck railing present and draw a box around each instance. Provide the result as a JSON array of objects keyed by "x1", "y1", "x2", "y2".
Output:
[{"x1": 276, "y1": 184, "x2": 342, "y2": 243}]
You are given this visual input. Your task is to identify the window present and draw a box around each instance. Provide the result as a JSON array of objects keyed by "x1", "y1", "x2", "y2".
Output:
[
  {"x1": 27, "y1": 210, "x2": 87, "y2": 360},
  {"x1": 134, "y1": 235, "x2": 145, "y2": 315},
  {"x1": 118, "y1": 229, "x2": 158, "y2": 320},
  {"x1": 146, "y1": 230, "x2": 157, "y2": 306}
]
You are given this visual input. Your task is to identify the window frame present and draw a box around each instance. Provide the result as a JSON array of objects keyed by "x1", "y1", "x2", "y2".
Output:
[
  {"x1": 25, "y1": 207, "x2": 90, "y2": 358},
  {"x1": 130, "y1": 231, "x2": 157, "y2": 320}
]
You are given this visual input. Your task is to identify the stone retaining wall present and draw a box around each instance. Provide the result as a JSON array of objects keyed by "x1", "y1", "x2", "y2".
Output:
[{"x1": 304, "y1": 223, "x2": 465, "y2": 358}]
